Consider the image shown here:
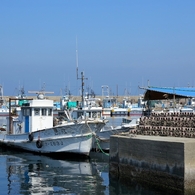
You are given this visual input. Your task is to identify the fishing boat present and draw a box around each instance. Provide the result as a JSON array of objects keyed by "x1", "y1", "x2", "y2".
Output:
[
  {"x1": 102, "y1": 96, "x2": 144, "y2": 117},
  {"x1": 93, "y1": 117, "x2": 139, "y2": 151},
  {"x1": 0, "y1": 91, "x2": 107, "y2": 157},
  {"x1": 70, "y1": 95, "x2": 103, "y2": 119},
  {"x1": 55, "y1": 88, "x2": 138, "y2": 152},
  {"x1": 0, "y1": 85, "x2": 9, "y2": 132},
  {"x1": 101, "y1": 86, "x2": 144, "y2": 117},
  {"x1": 0, "y1": 85, "x2": 9, "y2": 118}
]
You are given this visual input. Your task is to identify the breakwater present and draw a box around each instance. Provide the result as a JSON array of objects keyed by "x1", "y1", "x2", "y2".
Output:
[
  {"x1": 3, "y1": 95, "x2": 140, "y2": 103},
  {"x1": 109, "y1": 112, "x2": 195, "y2": 194}
]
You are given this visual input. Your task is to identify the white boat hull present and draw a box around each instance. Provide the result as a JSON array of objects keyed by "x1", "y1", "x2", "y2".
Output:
[
  {"x1": 92, "y1": 118, "x2": 139, "y2": 151},
  {"x1": 92, "y1": 127, "x2": 130, "y2": 151},
  {"x1": 0, "y1": 121, "x2": 105, "y2": 156}
]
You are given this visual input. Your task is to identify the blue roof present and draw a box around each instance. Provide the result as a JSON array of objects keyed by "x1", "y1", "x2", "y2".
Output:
[{"x1": 143, "y1": 86, "x2": 195, "y2": 100}]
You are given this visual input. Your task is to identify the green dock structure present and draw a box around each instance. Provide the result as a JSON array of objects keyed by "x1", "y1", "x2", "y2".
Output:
[{"x1": 109, "y1": 134, "x2": 195, "y2": 194}]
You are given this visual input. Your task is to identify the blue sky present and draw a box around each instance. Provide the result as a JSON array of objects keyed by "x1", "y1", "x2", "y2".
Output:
[{"x1": 1, "y1": 1, "x2": 195, "y2": 97}]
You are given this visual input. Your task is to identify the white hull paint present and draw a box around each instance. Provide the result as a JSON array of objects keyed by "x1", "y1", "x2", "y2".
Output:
[
  {"x1": 0, "y1": 133, "x2": 92, "y2": 156},
  {"x1": 93, "y1": 128, "x2": 129, "y2": 151},
  {"x1": 92, "y1": 118, "x2": 139, "y2": 151},
  {"x1": 0, "y1": 110, "x2": 9, "y2": 117},
  {"x1": 0, "y1": 94, "x2": 108, "y2": 157},
  {"x1": 0, "y1": 121, "x2": 106, "y2": 156}
]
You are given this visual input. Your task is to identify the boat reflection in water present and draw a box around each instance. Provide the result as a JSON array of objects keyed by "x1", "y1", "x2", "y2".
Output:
[
  {"x1": 0, "y1": 148, "x2": 108, "y2": 195},
  {"x1": 0, "y1": 148, "x2": 180, "y2": 194}
]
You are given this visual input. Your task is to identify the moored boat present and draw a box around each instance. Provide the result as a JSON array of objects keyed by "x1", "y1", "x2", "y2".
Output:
[
  {"x1": 0, "y1": 91, "x2": 107, "y2": 157},
  {"x1": 93, "y1": 117, "x2": 139, "y2": 151},
  {"x1": 0, "y1": 85, "x2": 9, "y2": 118}
]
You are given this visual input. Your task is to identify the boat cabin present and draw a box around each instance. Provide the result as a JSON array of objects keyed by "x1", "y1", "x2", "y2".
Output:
[
  {"x1": 102, "y1": 97, "x2": 117, "y2": 108},
  {"x1": 9, "y1": 99, "x2": 54, "y2": 134},
  {"x1": 71, "y1": 107, "x2": 103, "y2": 120}
]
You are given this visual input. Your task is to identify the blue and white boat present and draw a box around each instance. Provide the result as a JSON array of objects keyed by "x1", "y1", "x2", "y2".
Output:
[{"x1": 0, "y1": 91, "x2": 107, "y2": 156}]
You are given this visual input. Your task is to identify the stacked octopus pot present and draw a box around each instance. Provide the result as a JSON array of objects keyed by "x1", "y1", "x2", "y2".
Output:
[{"x1": 133, "y1": 112, "x2": 195, "y2": 138}]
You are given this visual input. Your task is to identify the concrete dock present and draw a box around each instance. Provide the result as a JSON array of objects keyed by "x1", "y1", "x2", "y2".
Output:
[{"x1": 109, "y1": 134, "x2": 195, "y2": 194}]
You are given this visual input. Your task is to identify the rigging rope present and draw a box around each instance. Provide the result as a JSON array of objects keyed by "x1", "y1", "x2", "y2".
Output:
[
  {"x1": 85, "y1": 120, "x2": 109, "y2": 156},
  {"x1": 94, "y1": 137, "x2": 109, "y2": 156}
]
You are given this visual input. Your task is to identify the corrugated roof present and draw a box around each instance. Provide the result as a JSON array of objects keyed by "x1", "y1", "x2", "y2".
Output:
[{"x1": 143, "y1": 86, "x2": 195, "y2": 100}]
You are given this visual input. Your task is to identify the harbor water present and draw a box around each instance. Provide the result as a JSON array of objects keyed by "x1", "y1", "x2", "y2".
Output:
[
  {"x1": 0, "y1": 148, "x2": 181, "y2": 195},
  {"x1": 0, "y1": 116, "x2": 183, "y2": 194}
]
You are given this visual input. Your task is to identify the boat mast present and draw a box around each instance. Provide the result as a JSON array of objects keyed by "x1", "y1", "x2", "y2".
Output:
[
  {"x1": 80, "y1": 72, "x2": 87, "y2": 106},
  {"x1": 76, "y1": 38, "x2": 88, "y2": 106},
  {"x1": 76, "y1": 37, "x2": 79, "y2": 81},
  {"x1": 77, "y1": 71, "x2": 88, "y2": 106},
  {"x1": 0, "y1": 85, "x2": 4, "y2": 107}
]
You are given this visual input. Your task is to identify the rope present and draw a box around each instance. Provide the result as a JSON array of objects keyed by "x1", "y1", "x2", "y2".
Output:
[
  {"x1": 85, "y1": 120, "x2": 95, "y2": 135},
  {"x1": 94, "y1": 137, "x2": 109, "y2": 156},
  {"x1": 85, "y1": 120, "x2": 109, "y2": 156}
]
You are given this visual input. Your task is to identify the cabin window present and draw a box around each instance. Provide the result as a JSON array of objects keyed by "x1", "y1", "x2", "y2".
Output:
[
  {"x1": 23, "y1": 108, "x2": 31, "y2": 116},
  {"x1": 48, "y1": 109, "x2": 52, "y2": 116},
  {"x1": 42, "y1": 108, "x2": 47, "y2": 116},
  {"x1": 92, "y1": 112, "x2": 96, "y2": 118},
  {"x1": 78, "y1": 112, "x2": 83, "y2": 118},
  {"x1": 97, "y1": 112, "x2": 101, "y2": 117},
  {"x1": 34, "y1": 108, "x2": 40, "y2": 116}
]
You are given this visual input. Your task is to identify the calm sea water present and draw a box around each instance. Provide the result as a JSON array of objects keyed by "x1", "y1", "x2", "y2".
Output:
[
  {"x1": 0, "y1": 148, "x2": 180, "y2": 195},
  {"x1": 0, "y1": 117, "x2": 182, "y2": 195},
  {"x1": 0, "y1": 148, "x2": 109, "y2": 195}
]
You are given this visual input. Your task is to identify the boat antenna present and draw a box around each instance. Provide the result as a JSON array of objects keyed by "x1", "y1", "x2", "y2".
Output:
[
  {"x1": 77, "y1": 72, "x2": 88, "y2": 106},
  {"x1": 28, "y1": 83, "x2": 54, "y2": 99},
  {"x1": 76, "y1": 36, "x2": 79, "y2": 80},
  {"x1": 0, "y1": 85, "x2": 4, "y2": 106},
  {"x1": 75, "y1": 37, "x2": 88, "y2": 106}
]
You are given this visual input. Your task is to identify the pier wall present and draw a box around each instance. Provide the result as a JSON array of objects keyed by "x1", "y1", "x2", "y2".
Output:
[
  {"x1": 4, "y1": 95, "x2": 140, "y2": 103},
  {"x1": 109, "y1": 135, "x2": 195, "y2": 193}
]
